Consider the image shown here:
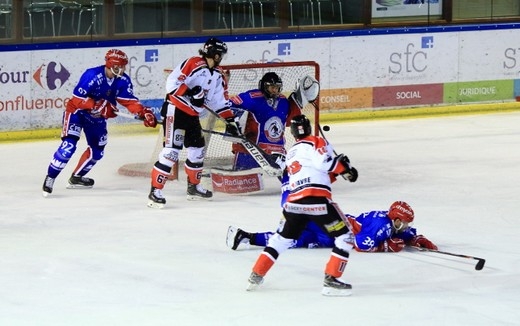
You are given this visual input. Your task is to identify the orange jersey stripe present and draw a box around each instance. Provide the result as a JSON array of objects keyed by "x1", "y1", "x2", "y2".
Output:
[{"x1": 287, "y1": 186, "x2": 332, "y2": 202}]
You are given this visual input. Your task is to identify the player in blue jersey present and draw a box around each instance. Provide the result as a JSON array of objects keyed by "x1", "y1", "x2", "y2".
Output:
[
  {"x1": 229, "y1": 72, "x2": 303, "y2": 171},
  {"x1": 42, "y1": 49, "x2": 157, "y2": 197},
  {"x1": 227, "y1": 200, "x2": 437, "y2": 252}
]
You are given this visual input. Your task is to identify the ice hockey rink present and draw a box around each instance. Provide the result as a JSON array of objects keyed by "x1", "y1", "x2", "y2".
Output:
[{"x1": 1, "y1": 111, "x2": 519, "y2": 325}]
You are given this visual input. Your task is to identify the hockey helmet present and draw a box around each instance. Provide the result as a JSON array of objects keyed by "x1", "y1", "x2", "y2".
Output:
[
  {"x1": 388, "y1": 201, "x2": 414, "y2": 230},
  {"x1": 258, "y1": 72, "x2": 283, "y2": 98},
  {"x1": 105, "y1": 49, "x2": 128, "y2": 77},
  {"x1": 290, "y1": 114, "x2": 312, "y2": 139},
  {"x1": 199, "y1": 37, "x2": 228, "y2": 59}
]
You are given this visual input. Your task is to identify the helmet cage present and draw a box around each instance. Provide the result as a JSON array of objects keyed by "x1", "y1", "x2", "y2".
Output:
[
  {"x1": 259, "y1": 72, "x2": 283, "y2": 98},
  {"x1": 290, "y1": 114, "x2": 312, "y2": 139}
]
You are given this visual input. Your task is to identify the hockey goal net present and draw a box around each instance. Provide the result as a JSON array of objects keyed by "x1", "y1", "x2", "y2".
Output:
[{"x1": 118, "y1": 61, "x2": 320, "y2": 179}]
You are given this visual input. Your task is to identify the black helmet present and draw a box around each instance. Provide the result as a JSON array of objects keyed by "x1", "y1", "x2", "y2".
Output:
[
  {"x1": 290, "y1": 114, "x2": 312, "y2": 139},
  {"x1": 258, "y1": 72, "x2": 283, "y2": 98},
  {"x1": 199, "y1": 37, "x2": 228, "y2": 59}
]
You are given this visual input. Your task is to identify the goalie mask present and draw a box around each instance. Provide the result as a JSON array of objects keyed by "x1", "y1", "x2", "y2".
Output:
[
  {"x1": 259, "y1": 72, "x2": 283, "y2": 99},
  {"x1": 199, "y1": 37, "x2": 228, "y2": 66},
  {"x1": 388, "y1": 201, "x2": 414, "y2": 231},
  {"x1": 290, "y1": 114, "x2": 312, "y2": 139},
  {"x1": 105, "y1": 49, "x2": 128, "y2": 78}
]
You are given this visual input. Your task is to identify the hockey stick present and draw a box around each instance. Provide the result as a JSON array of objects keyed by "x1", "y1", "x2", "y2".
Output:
[
  {"x1": 293, "y1": 75, "x2": 349, "y2": 181},
  {"x1": 409, "y1": 246, "x2": 486, "y2": 271},
  {"x1": 312, "y1": 107, "x2": 349, "y2": 180},
  {"x1": 201, "y1": 128, "x2": 282, "y2": 177},
  {"x1": 115, "y1": 111, "x2": 163, "y2": 124}
]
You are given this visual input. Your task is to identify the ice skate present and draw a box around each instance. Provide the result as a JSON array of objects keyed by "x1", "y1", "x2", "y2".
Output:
[
  {"x1": 246, "y1": 272, "x2": 264, "y2": 291},
  {"x1": 321, "y1": 274, "x2": 352, "y2": 297},
  {"x1": 67, "y1": 175, "x2": 94, "y2": 189},
  {"x1": 147, "y1": 186, "x2": 166, "y2": 209},
  {"x1": 186, "y1": 181, "x2": 213, "y2": 201},
  {"x1": 226, "y1": 226, "x2": 251, "y2": 250},
  {"x1": 42, "y1": 175, "x2": 55, "y2": 197}
]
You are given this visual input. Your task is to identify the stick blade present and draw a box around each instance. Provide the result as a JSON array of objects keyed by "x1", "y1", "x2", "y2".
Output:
[{"x1": 475, "y1": 258, "x2": 486, "y2": 271}]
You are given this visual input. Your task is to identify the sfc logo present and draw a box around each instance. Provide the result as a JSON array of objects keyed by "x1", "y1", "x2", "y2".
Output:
[{"x1": 33, "y1": 62, "x2": 70, "y2": 90}]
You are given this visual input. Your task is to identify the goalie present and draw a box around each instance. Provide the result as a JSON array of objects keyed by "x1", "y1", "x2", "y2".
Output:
[{"x1": 229, "y1": 72, "x2": 320, "y2": 172}]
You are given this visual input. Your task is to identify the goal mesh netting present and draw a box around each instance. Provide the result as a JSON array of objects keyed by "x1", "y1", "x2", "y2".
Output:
[{"x1": 118, "y1": 61, "x2": 320, "y2": 179}]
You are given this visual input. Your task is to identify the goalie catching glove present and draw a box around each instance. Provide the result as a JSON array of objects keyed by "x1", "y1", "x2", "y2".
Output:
[
  {"x1": 409, "y1": 235, "x2": 437, "y2": 250},
  {"x1": 290, "y1": 75, "x2": 320, "y2": 109},
  {"x1": 91, "y1": 99, "x2": 118, "y2": 119},
  {"x1": 138, "y1": 108, "x2": 158, "y2": 128},
  {"x1": 338, "y1": 154, "x2": 358, "y2": 182}
]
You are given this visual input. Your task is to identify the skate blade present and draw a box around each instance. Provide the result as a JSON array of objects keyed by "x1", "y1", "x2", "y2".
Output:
[
  {"x1": 147, "y1": 200, "x2": 165, "y2": 209},
  {"x1": 321, "y1": 287, "x2": 353, "y2": 297},
  {"x1": 246, "y1": 282, "x2": 261, "y2": 292},
  {"x1": 186, "y1": 194, "x2": 213, "y2": 201},
  {"x1": 66, "y1": 184, "x2": 93, "y2": 189}
]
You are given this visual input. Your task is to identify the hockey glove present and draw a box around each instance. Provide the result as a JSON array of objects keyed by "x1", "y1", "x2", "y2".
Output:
[
  {"x1": 271, "y1": 152, "x2": 286, "y2": 170},
  {"x1": 410, "y1": 235, "x2": 438, "y2": 250},
  {"x1": 91, "y1": 100, "x2": 118, "y2": 119},
  {"x1": 225, "y1": 117, "x2": 241, "y2": 136},
  {"x1": 378, "y1": 238, "x2": 405, "y2": 252},
  {"x1": 139, "y1": 108, "x2": 158, "y2": 128},
  {"x1": 346, "y1": 167, "x2": 358, "y2": 182},
  {"x1": 187, "y1": 85, "x2": 205, "y2": 107},
  {"x1": 338, "y1": 154, "x2": 358, "y2": 182}
]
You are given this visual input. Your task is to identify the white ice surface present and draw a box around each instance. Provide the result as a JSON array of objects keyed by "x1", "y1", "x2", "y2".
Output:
[{"x1": 1, "y1": 112, "x2": 519, "y2": 325}]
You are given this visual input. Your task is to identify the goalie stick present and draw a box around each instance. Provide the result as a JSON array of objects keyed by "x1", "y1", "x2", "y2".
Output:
[
  {"x1": 201, "y1": 128, "x2": 282, "y2": 177},
  {"x1": 199, "y1": 104, "x2": 283, "y2": 177},
  {"x1": 409, "y1": 246, "x2": 486, "y2": 271},
  {"x1": 118, "y1": 107, "x2": 281, "y2": 176}
]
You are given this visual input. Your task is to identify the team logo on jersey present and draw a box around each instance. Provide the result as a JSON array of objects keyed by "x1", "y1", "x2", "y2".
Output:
[
  {"x1": 264, "y1": 116, "x2": 283, "y2": 143},
  {"x1": 33, "y1": 62, "x2": 70, "y2": 90}
]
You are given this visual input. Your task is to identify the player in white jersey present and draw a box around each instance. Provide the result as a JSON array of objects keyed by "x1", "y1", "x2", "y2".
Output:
[
  {"x1": 148, "y1": 37, "x2": 239, "y2": 208},
  {"x1": 246, "y1": 114, "x2": 359, "y2": 296}
]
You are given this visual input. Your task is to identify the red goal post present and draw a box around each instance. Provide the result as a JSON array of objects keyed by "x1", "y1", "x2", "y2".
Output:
[{"x1": 117, "y1": 61, "x2": 320, "y2": 179}]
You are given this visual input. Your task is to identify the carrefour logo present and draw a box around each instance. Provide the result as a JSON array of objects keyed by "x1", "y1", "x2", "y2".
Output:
[{"x1": 33, "y1": 62, "x2": 70, "y2": 90}]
